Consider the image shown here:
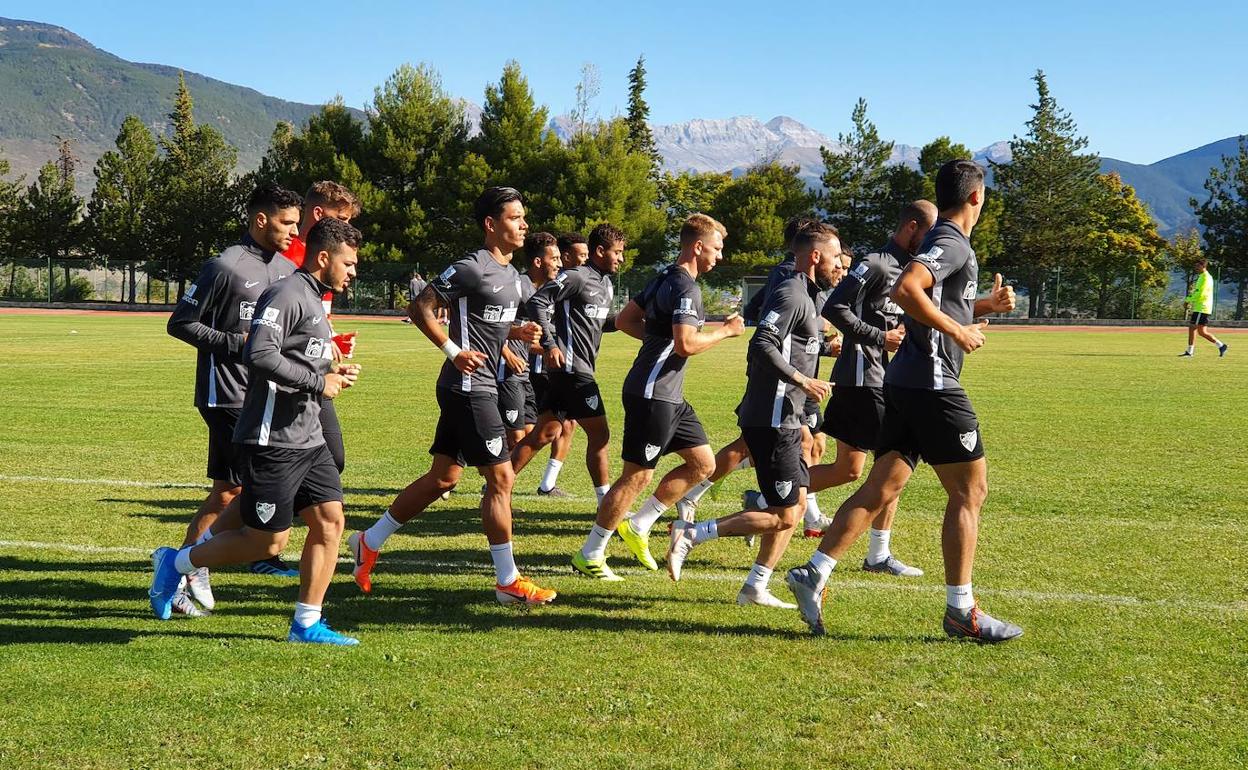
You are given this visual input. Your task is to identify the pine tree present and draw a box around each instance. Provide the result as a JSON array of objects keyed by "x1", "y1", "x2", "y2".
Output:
[
  {"x1": 818, "y1": 98, "x2": 895, "y2": 250},
  {"x1": 710, "y1": 162, "x2": 817, "y2": 286},
  {"x1": 1192, "y1": 135, "x2": 1248, "y2": 318},
  {"x1": 19, "y1": 150, "x2": 83, "y2": 300},
  {"x1": 1080, "y1": 173, "x2": 1165, "y2": 318},
  {"x1": 0, "y1": 147, "x2": 25, "y2": 297},
  {"x1": 86, "y1": 115, "x2": 158, "y2": 302},
  {"x1": 657, "y1": 170, "x2": 731, "y2": 255},
  {"x1": 994, "y1": 71, "x2": 1100, "y2": 317},
  {"x1": 474, "y1": 61, "x2": 560, "y2": 225},
  {"x1": 918, "y1": 137, "x2": 972, "y2": 199},
  {"x1": 625, "y1": 55, "x2": 661, "y2": 176}
]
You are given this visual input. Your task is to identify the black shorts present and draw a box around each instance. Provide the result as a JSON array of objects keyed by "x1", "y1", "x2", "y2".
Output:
[
  {"x1": 541, "y1": 372, "x2": 606, "y2": 421},
  {"x1": 1190, "y1": 312, "x2": 1211, "y2": 326},
  {"x1": 822, "y1": 386, "x2": 886, "y2": 451},
  {"x1": 741, "y1": 427, "x2": 808, "y2": 507},
  {"x1": 621, "y1": 394, "x2": 708, "y2": 469},
  {"x1": 802, "y1": 398, "x2": 822, "y2": 433},
  {"x1": 497, "y1": 378, "x2": 537, "y2": 430},
  {"x1": 531, "y1": 373, "x2": 553, "y2": 418},
  {"x1": 237, "y1": 443, "x2": 343, "y2": 532},
  {"x1": 877, "y1": 385, "x2": 984, "y2": 468},
  {"x1": 430, "y1": 388, "x2": 510, "y2": 467},
  {"x1": 319, "y1": 396, "x2": 345, "y2": 472},
  {"x1": 198, "y1": 407, "x2": 242, "y2": 485}
]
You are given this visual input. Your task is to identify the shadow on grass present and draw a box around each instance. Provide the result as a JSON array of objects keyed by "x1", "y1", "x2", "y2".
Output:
[{"x1": 0, "y1": 622, "x2": 277, "y2": 646}]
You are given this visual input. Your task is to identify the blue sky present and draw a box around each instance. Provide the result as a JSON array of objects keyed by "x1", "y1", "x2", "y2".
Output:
[{"x1": 5, "y1": 0, "x2": 1245, "y2": 163}]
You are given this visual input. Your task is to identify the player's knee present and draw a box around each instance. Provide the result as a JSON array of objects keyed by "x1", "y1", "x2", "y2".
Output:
[
  {"x1": 775, "y1": 505, "x2": 803, "y2": 530},
  {"x1": 261, "y1": 535, "x2": 287, "y2": 559},
  {"x1": 485, "y1": 466, "x2": 515, "y2": 494},
  {"x1": 432, "y1": 474, "x2": 458, "y2": 495}
]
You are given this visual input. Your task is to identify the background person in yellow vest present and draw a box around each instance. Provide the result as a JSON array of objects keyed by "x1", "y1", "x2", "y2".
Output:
[{"x1": 1180, "y1": 259, "x2": 1228, "y2": 357}]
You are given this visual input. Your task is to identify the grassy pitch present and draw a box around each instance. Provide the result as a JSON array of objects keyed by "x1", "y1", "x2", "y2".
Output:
[{"x1": 0, "y1": 313, "x2": 1244, "y2": 769}]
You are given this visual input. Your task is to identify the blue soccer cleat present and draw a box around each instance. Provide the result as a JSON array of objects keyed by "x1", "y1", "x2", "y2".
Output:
[
  {"x1": 148, "y1": 547, "x2": 183, "y2": 620},
  {"x1": 288, "y1": 618, "x2": 360, "y2": 646},
  {"x1": 250, "y1": 556, "x2": 299, "y2": 577}
]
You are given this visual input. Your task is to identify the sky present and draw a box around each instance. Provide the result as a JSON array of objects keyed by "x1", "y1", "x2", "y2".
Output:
[{"x1": 4, "y1": 0, "x2": 1245, "y2": 163}]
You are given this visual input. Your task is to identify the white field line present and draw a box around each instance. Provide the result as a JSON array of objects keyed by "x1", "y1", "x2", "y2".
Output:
[{"x1": 0, "y1": 539, "x2": 1243, "y2": 614}]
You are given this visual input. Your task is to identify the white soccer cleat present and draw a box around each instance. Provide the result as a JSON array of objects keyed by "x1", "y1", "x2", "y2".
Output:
[
  {"x1": 666, "y1": 521, "x2": 697, "y2": 581},
  {"x1": 736, "y1": 584, "x2": 797, "y2": 609},
  {"x1": 186, "y1": 566, "x2": 215, "y2": 610},
  {"x1": 676, "y1": 498, "x2": 697, "y2": 523}
]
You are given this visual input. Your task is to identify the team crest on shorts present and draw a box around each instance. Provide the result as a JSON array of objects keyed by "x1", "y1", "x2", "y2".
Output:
[
  {"x1": 644, "y1": 443, "x2": 661, "y2": 461},
  {"x1": 585, "y1": 395, "x2": 600, "y2": 410},
  {"x1": 959, "y1": 430, "x2": 978, "y2": 452},
  {"x1": 807, "y1": 412, "x2": 818, "y2": 428},
  {"x1": 505, "y1": 409, "x2": 519, "y2": 423},
  {"x1": 485, "y1": 436, "x2": 504, "y2": 456},
  {"x1": 255, "y1": 502, "x2": 276, "y2": 524},
  {"x1": 774, "y1": 480, "x2": 793, "y2": 500}
]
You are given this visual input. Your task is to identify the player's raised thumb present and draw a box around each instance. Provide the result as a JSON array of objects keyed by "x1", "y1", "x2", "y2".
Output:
[
  {"x1": 978, "y1": 318, "x2": 990, "y2": 329},
  {"x1": 992, "y1": 273, "x2": 1003, "y2": 292}
]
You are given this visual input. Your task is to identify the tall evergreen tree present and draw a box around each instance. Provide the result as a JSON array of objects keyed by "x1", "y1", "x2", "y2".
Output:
[
  {"x1": 1192, "y1": 135, "x2": 1248, "y2": 318},
  {"x1": 147, "y1": 73, "x2": 243, "y2": 295},
  {"x1": 0, "y1": 147, "x2": 25, "y2": 297},
  {"x1": 818, "y1": 98, "x2": 895, "y2": 250},
  {"x1": 657, "y1": 170, "x2": 731, "y2": 255},
  {"x1": 710, "y1": 162, "x2": 817, "y2": 286},
  {"x1": 625, "y1": 55, "x2": 661, "y2": 176},
  {"x1": 918, "y1": 137, "x2": 972, "y2": 199},
  {"x1": 86, "y1": 115, "x2": 158, "y2": 302},
  {"x1": 1080, "y1": 173, "x2": 1166, "y2": 318},
  {"x1": 19, "y1": 152, "x2": 83, "y2": 300},
  {"x1": 994, "y1": 70, "x2": 1100, "y2": 317}
]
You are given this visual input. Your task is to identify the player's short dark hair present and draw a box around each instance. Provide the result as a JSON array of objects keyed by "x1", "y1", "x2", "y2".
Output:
[
  {"x1": 246, "y1": 184, "x2": 302, "y2": 218},
  {"x1": 792, "y1": 221, "x2": 840, "y2": 254},
  {"x1": 782, "y1": 215, "x2": 820, "y2": 250},
  {"x1": 557, "y1": 232, "x2": 587, "y2": 254},
  {"x1": 588, "y1": 223, "x2": 626, "y2": 255},
  {"x1": 304, "y1": 180, "x2": 361, "y2": 217},
  {"x1": 306, "y1": 217, "x2": 363, "y2": 258},
  {"x1": 897, "y1": 200, "x2": 937, "y2": 229},
  {"x1": 935, "y1": 160, "x2": 985, "y2": 211},
  {"x1": 524, "y1": 231, "x2": 558, "y2": 260},
  {"x1": 474, "y1": 186, "x2": 523, "y2": 231}
]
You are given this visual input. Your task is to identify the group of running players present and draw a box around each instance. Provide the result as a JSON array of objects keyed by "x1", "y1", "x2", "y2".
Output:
[{"x1": 148, "y1": 158, "x2": 1023, "y2": 646}]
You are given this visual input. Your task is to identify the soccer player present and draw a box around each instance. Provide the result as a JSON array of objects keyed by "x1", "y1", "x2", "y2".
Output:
[
  {"x1": 346, "y1": 187, "x2": 556, "y2": 606},
  {"x1": 807, "y1": 200, "x2": 938, "y2": 577},
  {"x1": 786, "y1": 160, "x2": 1022, "y2": 642},
  {"x1": 559, "y1": 232, "x2": 590, "y2": 267},
  {"x1": 666, "y1": 222, "x2": 840, "y2": 606},
  {"x1": 1179, "y1": 259, "x2": 1228, "y2": 357},
  {"x1": 509, "y1": 223, "x2": 625, "y2": 503},
  {"x1": 165, "y1": 184, "x2": 301, "y2": 615},
  {"x1": 149, "y1": 217, "x2": 364, "y2": 645},
  {"x1": 496, "y1": 232, "x2": 559, "y2": 449},
  {"x1": 677, "y1": 217, "x2": 835, "y2": 536},
  {"x1": 572, "y1": 213, "x2": 744, "y2": 580}
]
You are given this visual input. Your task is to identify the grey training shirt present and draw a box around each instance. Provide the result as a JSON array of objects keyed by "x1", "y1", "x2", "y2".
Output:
[
  {"x1": 167, "y1": 235, "x2": 295, "y2": 409},
  {"x1": 233, "y1": 270, "x2": 334, "y2": 449},
  {"x1": 885, "y1": 219, "x2": 979, "y2": 392},
  {"x1": 527, "y1": 262, "x2": 616, "y2": 378},
  {"x1": 497, "y1": 273, "x2": 536, "y2": 384},
  {"x1": 622, "y1": 264, "x2": 705, "y2": 404},
  {"x1": 431, "y1": 249, "x2": 525, "y2": 397},
  {"x1": 822, "y1": 239, "x2": 909, "y2": 389},
  {"x1": 737, "y1": 272, "x2": 823, "y2": 429}
]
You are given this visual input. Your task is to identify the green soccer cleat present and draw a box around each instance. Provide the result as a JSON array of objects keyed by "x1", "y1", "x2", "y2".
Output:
[
  {"x1": 618, "y1": 518, "x2": 658, "y2": 570},
  {"x1": 571, "y1": 551, "x2": 625, "y2": 581}
]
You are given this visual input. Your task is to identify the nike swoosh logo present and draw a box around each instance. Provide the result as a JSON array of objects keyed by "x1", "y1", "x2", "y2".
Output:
[
  {"x1": 244, "y1": 281, "x2": 260, "y2": 288},
  {"x1": 491, "y1": 285, "x2": 504, "y2": 293},
  {"x1": 587, "y1": 291, "x2": 599, "y2": 297}
]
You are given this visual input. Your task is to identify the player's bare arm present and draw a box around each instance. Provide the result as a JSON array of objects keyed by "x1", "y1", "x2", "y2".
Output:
[
  {"x1": 409, "y1": 283, "x2": 486, "y2": 374},
  {"x1": 671, "y1": 312, "x2": 744, "y2": 357},
  {"x1": 891, "y1": 263, "x2": 987, "y2": 354}
]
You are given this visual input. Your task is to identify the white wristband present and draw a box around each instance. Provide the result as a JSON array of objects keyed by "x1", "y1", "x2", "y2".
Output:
[{"x1": 440, "y1": 339, "x2": 462, "y2": 360}]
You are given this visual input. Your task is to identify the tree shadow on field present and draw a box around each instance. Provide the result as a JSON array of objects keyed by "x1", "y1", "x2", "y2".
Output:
[
  {"x1": 331, "y1": 585, "x2": 942, "y2": 643},
  {"x1": 352, "y1": 546, "x2": 581, "y2": 575},
  {"x1": 343, "y1": 507, "x2": 589, "y2": 538},
  {"x1": 0, "y1": 555, "x2": 146, "y2": 574},
  {"x1": 0, "y1": 622, "x2": 275, "y2": 646}
]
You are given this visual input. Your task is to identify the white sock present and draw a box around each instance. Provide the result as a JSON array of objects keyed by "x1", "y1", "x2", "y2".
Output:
[
  {"x1": 538, "y1": 459, "x2": 564, "y2": 492},
  {"x1": 743, "y1": 562, "x2": 772, "y2": 589},
  {"x1": 595, "y1": 485, "x2": 610, "y2": 504},
  {"x1": 735, "y1": 456, "x2": 752, "y2": 470},
  {"x1": 947, "y1": 583, "x2": 974, "y2": 610},
  {"x1": 867, "y1": 528, "x2": 892, "y2": 564},
  {"x1": 804, "y1": 493, "x2": 823, "y2": 525},
  {"x1": 809, "y1": 550, "x2": 837, "y2": 583},
  {"x1": 293, "y1": 601, "x2": 322, "y2": 628},
  {"x1": 683, "y1": 479, "x2": 714, "y2": 505},
  {"x1": 630, "y1": 496, "x2": 669, "y2": 534},
  {"x1": 581, "y1": 525, "x2": 614, "y2": 561},
  {"x1": 363, "y1": 510, "x2": 403, "y2": 551},
  {"x1": 490, "y1": 541, "x2": 520, "y2": 586},
  {"x1": 1187, "y1": 345, "x2": 1195, "y2": 354},
  {"x1": 174, "y1": 546, "x2": 196, "y2": 575},
  {"x1": 195, "y1": 529, "x2": 213, "y2": 545},
  {"x1": 691, "y1": 519, "x2": 718, "y2": 544}
]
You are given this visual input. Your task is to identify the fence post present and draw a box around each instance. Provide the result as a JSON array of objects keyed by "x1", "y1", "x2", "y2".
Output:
[{"x1": 1130, "y1": 265, "x2": 1136, "y2": 320}]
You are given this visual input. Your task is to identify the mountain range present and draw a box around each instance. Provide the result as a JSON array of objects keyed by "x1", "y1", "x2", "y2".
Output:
[{"x1": 0, "y1": 17, "x2": 1236, "y2": 236}]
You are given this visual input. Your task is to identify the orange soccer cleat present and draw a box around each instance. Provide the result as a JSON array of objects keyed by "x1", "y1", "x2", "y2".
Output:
[
  {"x1": 347, "y1": 531, "x2": 379, "y2": 593},
  {"x1": 495, "y1": 575, "x2": 557, "y2": 606}
]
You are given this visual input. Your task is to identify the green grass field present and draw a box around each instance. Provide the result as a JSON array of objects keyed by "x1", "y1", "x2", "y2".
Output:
[{"x1": 0, "y1": 312, "x2": 1244, "y2": 769}]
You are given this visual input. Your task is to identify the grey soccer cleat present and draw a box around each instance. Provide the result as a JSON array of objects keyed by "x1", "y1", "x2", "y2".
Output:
[
  {"x1": 1178, "y1": 351, "x2": 1193, "y2": 358},
  {"x1": 737, "y1": 584, "x2": 797, "y2": 609},
  {"x1": 536, "y1": 486, "x2": 573, "y2": 498},
  {"x1": 862, "y1": 555, "x2": 924, "y2": 577},
  {"x1": 943, "y1": 604, "x2": 1023, "y2": 643},
  {"x1": 186, "y1": 566, "x2": 215, "y2": 609},
  {"x1": 785, "y1": 565, "x2": 826, "y2": 635},
  {"x1": 172, "y1": 585, "x2": 209, "y2": 618}
]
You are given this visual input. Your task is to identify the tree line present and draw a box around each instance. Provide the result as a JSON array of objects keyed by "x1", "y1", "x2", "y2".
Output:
[{"x1": 0, "y1": 61, "x2": 1245, "y2": 318}]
